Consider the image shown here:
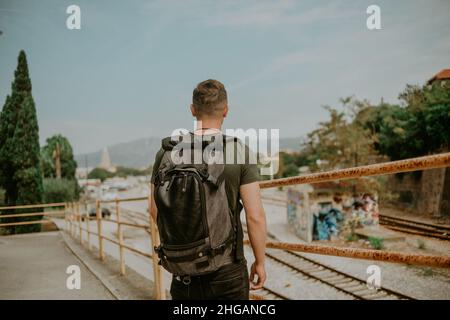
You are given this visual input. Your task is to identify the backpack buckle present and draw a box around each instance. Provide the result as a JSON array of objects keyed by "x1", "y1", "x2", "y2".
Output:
[
  {"x1": 182, "y1": 275, "x2": 191, "y2": 285},
  {"x1": 154, "y1": 245, "x2": 163, "y2": 258},
  {"x1": 210, "y1": 243, "x2": 226, "y2": 256}
]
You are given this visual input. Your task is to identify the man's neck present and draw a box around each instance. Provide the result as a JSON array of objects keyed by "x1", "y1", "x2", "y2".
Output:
[{"x1": 194, "y1": 118, "x2": 222, "y2": 135}]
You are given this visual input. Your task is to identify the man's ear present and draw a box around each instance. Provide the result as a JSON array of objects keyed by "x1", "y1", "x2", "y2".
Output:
[
  {"x1": 223, "y1": 104, "x2": 229, "y2": 118},
  {"x1": 190, "y1": 104, "x2": 197, "y2": 117}
]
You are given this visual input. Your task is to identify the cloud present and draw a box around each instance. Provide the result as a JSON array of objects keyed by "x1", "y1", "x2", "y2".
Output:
[
  {"x1": 204, "y1": 0, "x2": 358, "y2": 27},
  {"x1": 229, "y1": 51, "x2": 316, "y2": 90}
]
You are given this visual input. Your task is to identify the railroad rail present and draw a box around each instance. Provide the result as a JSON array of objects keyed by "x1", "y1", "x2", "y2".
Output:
[
  {"x1": 379, "y1": 214, "x2": 450, "y2": 241},
  {"x1": 252, "y1": 286, "x2": 290, "y2": 300},
  {"x1": 244, "y1": 227, "x2": 414, "y2": 300}
]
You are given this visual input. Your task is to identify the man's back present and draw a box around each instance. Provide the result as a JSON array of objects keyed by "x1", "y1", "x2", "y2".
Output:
[
  {"x1": 149, "y1": 79, "x2": 267, "y2": 300},
  {"x1": 151, "y1": 133, "x2": 259, "y2": 262}
]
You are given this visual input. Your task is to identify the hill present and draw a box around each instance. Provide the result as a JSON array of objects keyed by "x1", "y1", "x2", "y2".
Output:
[{"x1": 75, "y1": 136, "x2": 301, "y2": 168}]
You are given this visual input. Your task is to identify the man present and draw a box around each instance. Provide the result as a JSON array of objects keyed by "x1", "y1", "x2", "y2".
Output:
[{"x1": 150, "y1": 79, "x2": 267, "y2": 299}]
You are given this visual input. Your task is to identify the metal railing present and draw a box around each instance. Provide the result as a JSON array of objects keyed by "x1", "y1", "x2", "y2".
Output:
[
  {"x1": 0, "y1": 197, "x2": 166, "y2": 299},
  {"x1": 1, "y1": 152, "x2": 450, "y2": 300},
  {"x1": 0, "y1": 202, "x2": 66, "y2": 228},
  {"x1": 65, "y1": 195, "x2": 166, "y2": 300},
  {"x1": 254, "y1": 152, "x2": 450, "y2": 270}
]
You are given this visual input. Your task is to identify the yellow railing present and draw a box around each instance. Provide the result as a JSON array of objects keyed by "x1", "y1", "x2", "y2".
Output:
[
  {"x1": 2, "y1": 152, "x2": 450, "y2": 300},
  {"x1": 255, "y1": 152, "x2": 450, "y2": 269},
  {"x1": 0, "y1": 202, "x2": 66, "y2": 228},
  {"x1": 65, "y1": 195, "x2": 166, "y2": 300}
]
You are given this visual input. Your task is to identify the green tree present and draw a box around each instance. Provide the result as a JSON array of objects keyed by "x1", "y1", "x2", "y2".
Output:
[
  {"x1": 421, "y1": 83, "x2": 450, "y2": 152},
  {"x1": 304, "y1": 97, "x2": 378, "y2": 170},
  {"x1": 367, "y1": 83, "x2": 450, "y2": 160},
  {"x1": 41, "y1": 134, "x2": 77, "y2": 179},
  {"x1": 0, "y1": 50, "x2": 43, "y2": 233},
  {"x1": 0, "y1": 51, "x2": 33, "y2": 206},
  {"x1": 88, "y1": 168, "x2": 114, "y2": 182},
  {"x1": 43, "y1": 178, "x2": 79, "y2": 203},
  {"x1": 41, "y1": 135, "x2": 80, "y2": 203}
]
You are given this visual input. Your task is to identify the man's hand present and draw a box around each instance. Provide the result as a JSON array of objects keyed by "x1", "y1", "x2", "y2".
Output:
[
  {"x1": 240, "y1": 181, "x2": 267, "y2": 290},
  {"x1": 249, "y1": 261, "x2": 266, "y2": 290}
]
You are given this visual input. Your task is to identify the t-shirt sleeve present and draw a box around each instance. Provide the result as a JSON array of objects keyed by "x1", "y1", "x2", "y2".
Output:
[
  {"x1": 150, "y1": 148, "x2": 165, "y2": 184},
  {"x1": 240, "y1": 145, "x2": 260, "y2": 185}
]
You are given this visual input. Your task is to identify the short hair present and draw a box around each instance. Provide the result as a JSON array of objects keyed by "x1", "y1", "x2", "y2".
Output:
[{"x1": 192, "y1": 79, "x2": 227, "y2": 117}]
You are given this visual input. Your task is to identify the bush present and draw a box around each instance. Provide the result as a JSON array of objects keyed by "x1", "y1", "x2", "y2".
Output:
[
  {"x1": 87, "y1": 168, "x2": 114, "y2": 182},
  {"x1": 417, "y1": 239, "x2": 426, "y2": 250},
  {"x1": 0, "y1": 188, "x2": 4, "y2": 205},
  {"x1": 115, "y1": 166, "x2": 151, "y2": 178},
  {"x1": 43, "y1": 178, "x2": 79, "y2": 203},
  {"x1": 346, "y1": 233, "x2": 359, "y2": 242},
  {"x1": 368, "y1": 236, "x2": 384, "y2": 250}
]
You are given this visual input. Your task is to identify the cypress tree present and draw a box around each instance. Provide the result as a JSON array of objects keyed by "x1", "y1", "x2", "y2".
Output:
[
  {"x1": 12, "y1": 96, "x2": 44, "y2": 233},
  {"x1": 0, "y1": 95, "x2": 14, "y2": 202},
  {"x1": 0, "y1": 50, "x2": 43, "y2": 233}
]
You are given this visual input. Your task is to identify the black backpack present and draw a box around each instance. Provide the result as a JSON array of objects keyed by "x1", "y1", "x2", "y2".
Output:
[{"x1": 153, "y1": 133, "x2": 236, "y2": 276}]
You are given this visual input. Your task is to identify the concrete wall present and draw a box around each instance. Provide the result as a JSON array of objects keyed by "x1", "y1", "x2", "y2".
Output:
[
  {"x1": 388, "y1": 168, "x2": 448, "y2": 217},
  {"x1": 439, "y1": 167, "x2": 450, "y2": 216}
]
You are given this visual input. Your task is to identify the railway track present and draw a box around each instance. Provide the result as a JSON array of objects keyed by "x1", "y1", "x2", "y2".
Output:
[
  {"x1": 112, "y1": 202, "x2": 415, "y2": 299},
  {"x1": 264, "y1": 247, "x2": 414, "y2": 300},
  {"x1": 379, "y1": 214, "x2": 450, "y2": 241},
  {"x1": 251, "y1": 286, "x2": 290, "y2": 300},
  {"x1": 244, "y1": 227, "x2": 414, "y2": 300}
]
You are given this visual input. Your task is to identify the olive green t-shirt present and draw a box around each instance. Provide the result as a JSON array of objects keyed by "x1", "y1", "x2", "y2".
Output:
[{"x1": 150, "y1": 134, "x2": 260, "y2": 261}]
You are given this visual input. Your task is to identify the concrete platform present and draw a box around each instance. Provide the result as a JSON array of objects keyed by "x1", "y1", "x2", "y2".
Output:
[
  {"x1": 60, "y1": 231, "x2": 157, "y2": 299},
  {"x1": 0, "y1": 231, "x2": 115, "y2": 299},
  {"x1": 354, "y1": 226, "x2": 405, "y2": 242}
]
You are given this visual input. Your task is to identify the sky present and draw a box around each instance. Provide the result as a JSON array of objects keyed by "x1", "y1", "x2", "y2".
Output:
[{"x1": 0, "y1": 0, "x2": 449, "y2": 155}]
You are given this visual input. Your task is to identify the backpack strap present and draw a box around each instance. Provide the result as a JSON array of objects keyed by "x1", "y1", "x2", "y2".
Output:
[
  {"x1": 159, "y1": 235, "x2": 234, "y2": 263},
  {"x1": 153, "y1": 150, "x2": 174, "y2": 185}
]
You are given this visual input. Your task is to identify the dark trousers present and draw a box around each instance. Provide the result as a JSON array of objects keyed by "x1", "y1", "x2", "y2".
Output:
[{"x1": 170, "y1": 261, "x2": 249, "y2": 300}]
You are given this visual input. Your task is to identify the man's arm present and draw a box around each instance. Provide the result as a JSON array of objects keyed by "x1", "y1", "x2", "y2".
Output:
[{"x1": 240, "y1": 181, "x2": 267, "y2": 290}]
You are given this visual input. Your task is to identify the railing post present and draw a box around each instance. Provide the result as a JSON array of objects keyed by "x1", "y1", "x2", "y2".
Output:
[
  {"x1": 148, "y1": 187, "x2": 165, "y2": 300},
  {"x1": 85, "y1": 202, "x2": 90, "y2": 250},
  {"x1": 96, "y1": 200, "x2": 105, "y2": 261},
  {"x1": 77, "y1": 202, "x2": 82, "y2": 244},
  {"x1": 64, "y1": 202, "x2": 68, "y2": 232},
  {"x1": 70, "y1": 203, "x2": 75, "y2": 237},
  {"x1": 116, "y1": 198, "x2": 126, "y2": 275}
]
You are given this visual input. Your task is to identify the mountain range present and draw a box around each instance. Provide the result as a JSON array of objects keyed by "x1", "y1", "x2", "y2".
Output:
[{"x1": 75, "y1": 136, "x2": 302, "y2": 169}]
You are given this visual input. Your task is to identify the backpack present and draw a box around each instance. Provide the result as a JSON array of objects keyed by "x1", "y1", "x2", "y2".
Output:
[{"x1": 153, "y1": 133, "x2": 236, "y2": 276}]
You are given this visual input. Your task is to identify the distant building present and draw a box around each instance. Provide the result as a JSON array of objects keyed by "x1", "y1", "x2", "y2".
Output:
[
  {"x1": 78, "y1": 178, "x2": 101, "y2": 188},
  {"x1": 427, "y1": 69, "x2": 450, "y2": 87},
  {"x1": 99, "y1": 147, "x2": 116, "y2": 173}
]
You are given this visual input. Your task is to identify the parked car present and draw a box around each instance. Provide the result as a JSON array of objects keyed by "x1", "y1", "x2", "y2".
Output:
[{"x1": 82, "y1": 208, "x2": 111, "y2": 220}]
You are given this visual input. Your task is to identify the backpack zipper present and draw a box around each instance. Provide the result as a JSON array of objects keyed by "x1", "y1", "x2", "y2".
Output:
[
  {"x1": 191, "y1": 172, "x2": 209, "y2": 240},
  {"x1": 182, "y1": 173, "x2": 188, "y2": 192}
]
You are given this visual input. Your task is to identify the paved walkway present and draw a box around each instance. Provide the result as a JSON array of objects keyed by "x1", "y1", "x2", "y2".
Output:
[{"x1": 0, "y1": 231, "x2": 115, "y2": 299}]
